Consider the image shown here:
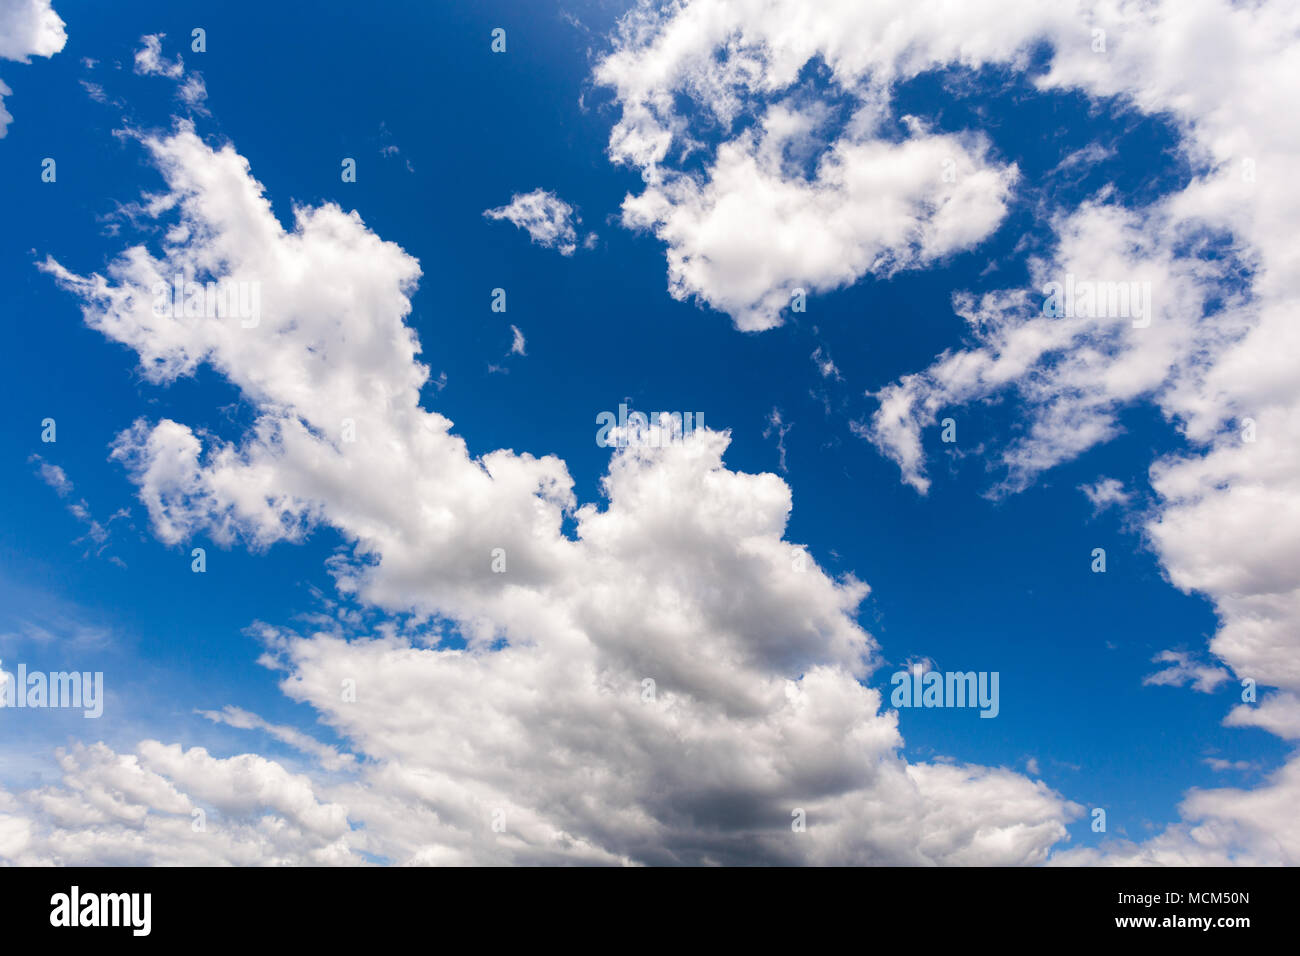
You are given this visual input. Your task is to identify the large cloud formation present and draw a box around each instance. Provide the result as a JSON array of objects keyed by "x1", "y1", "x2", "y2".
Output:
[
  {"x1": 594, "y1": 0, "x2": 1036, "y2": 330},
  {"x1": 9, "y1": 0, "x2": 1297, "y2": 866},
  {"x1": 593, "y1": 0, "x2": 1300, "y2": 863},
  {"x1": 2, "y1": 123, "x2": 1079, "y2": 865}
]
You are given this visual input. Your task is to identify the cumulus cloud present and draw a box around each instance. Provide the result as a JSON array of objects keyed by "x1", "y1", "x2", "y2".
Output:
[
  {"x1": 0, "y1": 0, "x2": 65, "y2": 137},
  {"x1": 593, "y1": 1, "x2": 1047, "y2": 329},
  {"x1": 16, "y1": 0, "x2": 1296, "y2": 867},
  {"x1": 849, "y1": 0, "x2": 1300, "y2": 711},
  {"x1": 0, "y1": 0, "x2": 62, "y2": 62},
  {"x1": 0, "y1": 742, "x2": 355, "y2": 865},
  {"x1": 20, "y1": 123, "x2": 1083, "y2": 865},
  {"x1": 1224, "y1": 692, "x2": 1300, "y2": 741},
  {"x1": 483, "y1": 188, "x2": 590, "y2": 256},
  {"x1": 622, "y1": 115, "x2": 1015, "y2": 331},
  {"x1": 599, "y1": 0, "x2": 1300, "y2": 864},
  {"x1": 1054, "y1": 757, "x2": 1300, "y2": 866}
]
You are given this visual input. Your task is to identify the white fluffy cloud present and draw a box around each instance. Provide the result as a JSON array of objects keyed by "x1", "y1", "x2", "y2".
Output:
[
  {"x1": 13, "y1": 123, "x2": 1086, "y2": 865},
  {"x1": 620, "y1": 118, "x2": 1016, "y2": 331},
  {"x1": 0, "y1": 0, "x2": 65, "y2": 137},
  {"x1": 853, "y1": 0, "x2": 1300, "y2": 723},
  {"x1": 603, "y1": 0, "x2": 1300, "y2": 864},
  {"x1": 0, "y1": 742, "x2": 354, "y2": 865},
  {"x1": 592, "y1": 0, "x2": 1125, "y2": 329},
  {"x1": 0, "y1": 0, "x2": 63, "y2": 62},
  {"x1": 16, "y1": 0, "x2": 1297, "y2": 867},
  {"x1": 1053, "y1": 757, "x2": 1300, "y2": 866},
  {"x1": 483, "y1": 188, "x2": 590, "y2": 256}
]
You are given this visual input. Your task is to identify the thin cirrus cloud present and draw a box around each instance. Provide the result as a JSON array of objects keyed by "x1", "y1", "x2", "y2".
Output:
[{"x1": 29, "y1": 454, "x2": 128, "y2": 565}]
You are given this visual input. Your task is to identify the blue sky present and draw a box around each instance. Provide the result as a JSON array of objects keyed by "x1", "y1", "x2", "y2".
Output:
[{"x1": 0, "y1": 0, "x2": 1296, "y2": 865}]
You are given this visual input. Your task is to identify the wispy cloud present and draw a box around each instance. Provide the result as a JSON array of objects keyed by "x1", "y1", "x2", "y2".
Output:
[
  {"x1": 132, "y1": 33, "x2": 183, "y2": 79},
  {"x1": 483, "y1": 188, "x2": 593, "y2": 256},
  {"x1": 1079, "y1": 477, "x2": 1130, "y2": 515},
  {"x1": 1143, "y1": 650, "x2": 1231, "y2": 694},
  {"x1": 29, "y1": 455, "x2": 129, "y2": 566}
]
